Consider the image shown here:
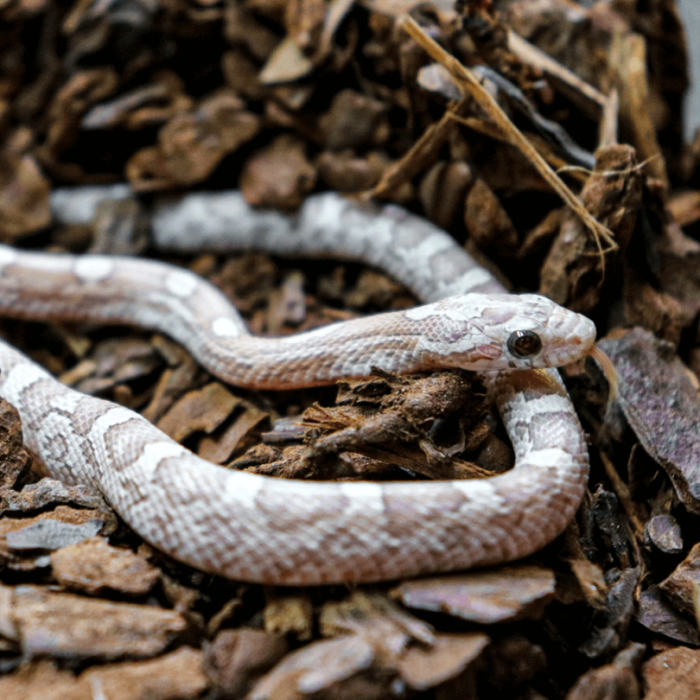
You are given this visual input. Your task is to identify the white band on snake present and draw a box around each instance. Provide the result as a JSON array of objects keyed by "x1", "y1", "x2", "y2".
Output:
[{"x1": 0, "y1": 191, "x2": 595, "y2": 585}]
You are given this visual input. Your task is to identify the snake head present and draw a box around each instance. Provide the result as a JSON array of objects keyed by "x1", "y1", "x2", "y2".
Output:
[{"x1": 408, "y1": 293, "x2": 597, "y2": 371}]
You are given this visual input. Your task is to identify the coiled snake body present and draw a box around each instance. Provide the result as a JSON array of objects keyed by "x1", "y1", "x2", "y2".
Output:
[{"x1": 0, "y1": 192, "x2": 595, "y2": 584}]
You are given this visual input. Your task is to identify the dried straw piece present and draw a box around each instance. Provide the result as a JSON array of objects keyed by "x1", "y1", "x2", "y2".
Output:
[
  {"x1": 400, "y1": 15, "x2": 617, "y2": 259},
  {"x1": 362, "y1": 96, "x2": 471, "y2": 200}
]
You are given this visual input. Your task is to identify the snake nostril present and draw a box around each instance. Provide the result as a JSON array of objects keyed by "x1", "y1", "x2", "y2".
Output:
[{"x1": 507, "y1": 330, "x2": 543, "y2": 358}]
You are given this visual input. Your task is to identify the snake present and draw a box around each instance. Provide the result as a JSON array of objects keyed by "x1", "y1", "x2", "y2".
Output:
[{"x1": 0, "y1": 190, "x2": 596, "y2": 585}]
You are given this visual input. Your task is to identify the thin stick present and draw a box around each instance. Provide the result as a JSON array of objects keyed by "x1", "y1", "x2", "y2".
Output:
[{"x1": 363, "y1": 96, "x2": 470, "y2": 200}]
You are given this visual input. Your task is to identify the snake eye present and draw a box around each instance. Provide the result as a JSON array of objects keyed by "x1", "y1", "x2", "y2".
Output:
[{"x1": 507, "y1": 330, "x2": 542, "y2": 358}]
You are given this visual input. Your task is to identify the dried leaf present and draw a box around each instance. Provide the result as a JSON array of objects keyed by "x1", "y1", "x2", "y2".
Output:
[{"x1": 599, "y1": 328, "x2": 700, "y2": 514}]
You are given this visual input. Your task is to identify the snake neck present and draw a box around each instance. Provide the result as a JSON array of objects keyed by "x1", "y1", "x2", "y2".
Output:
[{"x1": 197, "y1": 316, "x2": 424, "y2": 390}]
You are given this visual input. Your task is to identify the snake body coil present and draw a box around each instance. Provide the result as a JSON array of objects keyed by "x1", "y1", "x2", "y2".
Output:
[{"x1": 0, "y1": 192, "x2": 594, "y2": 584}]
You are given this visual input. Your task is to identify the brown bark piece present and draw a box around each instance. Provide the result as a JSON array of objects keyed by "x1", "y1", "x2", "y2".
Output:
[
  {"x1": 319, "y1": 590, "x2": 435, "y2": 647},
  {"x1": 316, "y1": 150, "x2": 389, "y2": 192},
  {"x1": 0, "y1": 397, "x2": 32, "y2": 489},
  {"x1": 301, "y1": 369, "x2": 490, "y2": 481},
  {"x1": 397, "y1": 632, "x2": 489, "y2": 692},
  {"x1": 82, "y1": 646, "x2": 209, "y2": 700},
  {"x1": 12, "y1": 586, "x2": 187, "y2": 659},
  {"x1": 0, "y1": 154, "x2": 50, "y2": 239},
  {"x1": 643, "y1": 646, "x2": 700, "y2": 700},
  {"x1": 391, "y1": 565, "x2": 556, "y2": 624},
  {"x1": 659, "y1": 542, "x2": 700, "y2": 617},
  {"x1": 645, "y1": 514, "x2": 683, "y2": 555},
  {"x1": 0, "y1": 505, "x2": 110, "y2": 572},
  {"x1": 223, "y1": 48, "x2": 270, "y2": 101},
  {"x1": 140, "y1": 362, "x2": 200, "y2": 424},
  {"x1": 224, "y1": 2, "x2": 281, "y2": 61},
  {"x1": 157, "y1": 382, "x2": 238, "y2": 443},
  {"x1": 264, "y1": 590, "x2": 313, "y2": 641},
  {"x1": 198, "y1": 403, "x2": 268, "y2": 464},
  {"x1": 127, "y1": 92, "x2": 261, "y2": 191},
  {"x1": 566, "y1": 643, "x2": 644, "y2": 700},
  {"x1": 250, "y1": 591, "x2": 452, "y2": 699},
  {"x1": 464, "y1": 178, "x2": 519, "y2": 257},
  {"x1": 205, "y1": 628, "x2": 288, "y2": 697},
  {"x1": 81, "y1": 75, "x2": 192, "y2": 132},
  {"x1": 0, "y1": 646, "x2": 208, "y2": 700},
  {"x1": 580, "y1": 567, "x2": 641, "y2": 659},
  {"x1": 241, "y1": 135, "x2": 316, "y2": 210},
  {"x1": 318, "y1": 89, "x2": 388, "y2": 151},
  {"x1": 247, "y1": 635, "x2": 386, "y2": 700},
  {"x1": 565, "y1": 555, "x2": 608, "y2": 610},
  {"x1": 50, "y1": 537, "x2": 160, "y2": 597},
  {"x1": 72, "y1": 337, "x2": 162, "y2": 394},
  {"x1": 0, "y1": 478, "x2": 110, "y2": 518},
  {"x1": 622, "y1": 274, "x2": 684, "y2": 346},
  {"x1": 343, "y1": 269, "x2": 407, "y2": 310},
  {"x1": 419, "y1": 160, "x2": 473, "y2": 232},
  {"x1": 209, "y1": 253, "x2": 278, "y2": 311},
  {"x1": 89, "y1": 197, "x2": 148, "y2": 256},
  {"x1": 539, "y1": 144, "x2": 642, "y2": 311},
  {"x1": 4, "y1": 514, "x2": 103, "y2": 551},
  {"x1": 266, "y1": 270, "x2": 307, "y2": 332},
  {"x1": 636, "y1": 587, "x2": 700, "y2": 647},
  {"x1": 0, "y1": 661, "x2": 84, "y2": 700},
  {"x1": 647, "y1": 216, "x2": 700, "y2": 334},
  {"x1": 37, "y1": 69, "x2": 119, "y2": 179}
]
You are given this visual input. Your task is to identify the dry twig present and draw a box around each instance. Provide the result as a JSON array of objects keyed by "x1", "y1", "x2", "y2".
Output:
[{"x1": 400, "y1": 15, "x2": 618, "y2": 262}]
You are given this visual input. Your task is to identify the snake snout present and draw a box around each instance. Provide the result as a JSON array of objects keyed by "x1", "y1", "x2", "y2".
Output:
[{"x1": 549, "y1": 312, "x2": 597, "y2": 366}]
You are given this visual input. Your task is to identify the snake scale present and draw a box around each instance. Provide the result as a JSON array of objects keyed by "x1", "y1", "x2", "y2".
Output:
[{"x1": 0, "y1": 191, "x2": 595, "y2": 584}]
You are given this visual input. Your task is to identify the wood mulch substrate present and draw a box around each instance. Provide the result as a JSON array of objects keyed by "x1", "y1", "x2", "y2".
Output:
[{"x1": 2, "y1": 0, "x2": 700, "y2": 697}]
